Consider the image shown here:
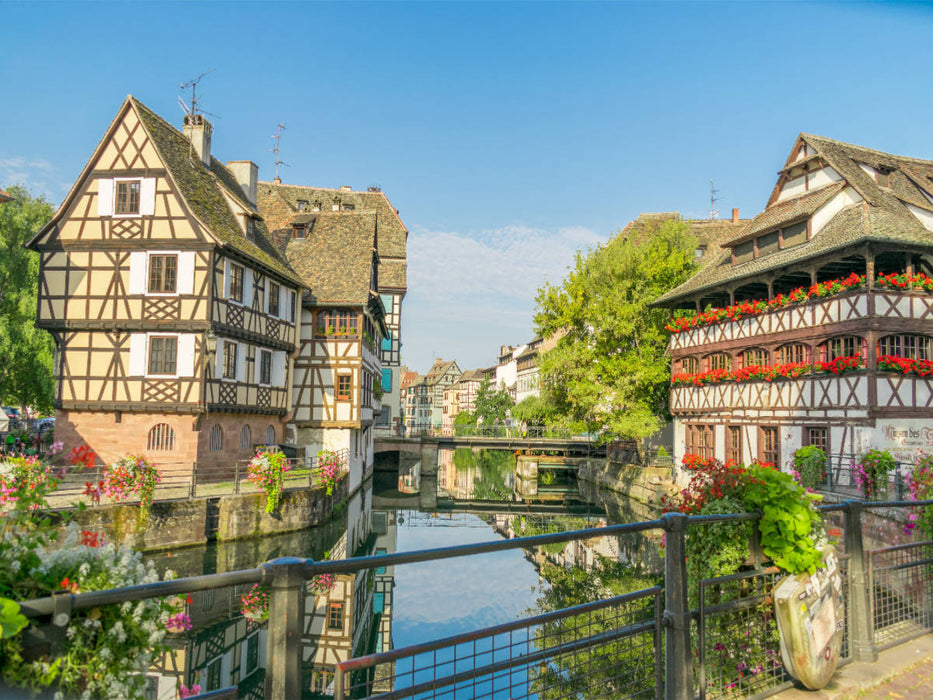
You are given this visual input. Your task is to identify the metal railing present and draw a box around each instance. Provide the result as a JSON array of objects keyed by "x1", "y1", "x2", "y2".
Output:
[
  {"x1": 14, "y1": 499, "x2": 933, "y2": 700},
  {"x1": 46, "y1": 449, "x2": 350, "y2": 507},
  {"x1": 813, "y1": 453, "x2": 911, "y2": 501}
]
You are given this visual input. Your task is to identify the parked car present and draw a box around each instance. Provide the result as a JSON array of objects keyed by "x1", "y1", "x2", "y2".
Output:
[{"x1": 2, "y1": 407, "x2": 21, "y2": 431}]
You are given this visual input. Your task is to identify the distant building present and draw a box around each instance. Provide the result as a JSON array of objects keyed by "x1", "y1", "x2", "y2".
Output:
[
  {"x1": 494, "y1": 344, "x2": 523, "y2": 400},
  {"x1": 423, "y1": 358, "x2": 461, "y2": 429},
  {"x1": 515, "y1": 335, "x2": 561, "y2": 403},
  {"x1": 403, "y1": 376, "x2": 430, "y2": 436},
  {"x1": 441, "y1": 380, "x2": 461, "y2": 433},
  {"x1": 456, "y1": 369, "x2": 486, "y2": 414}
]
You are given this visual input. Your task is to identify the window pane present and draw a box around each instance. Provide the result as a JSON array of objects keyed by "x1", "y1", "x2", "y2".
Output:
[
  {"x1": 783, "y1": 220, "x2": 808, "y2": 247},
  {"x1": 758, "y1": 231, "x2": 780, "y2": 256},
  {"x1": 149, "y1": 256, "x2": 163, "y2": 292}
]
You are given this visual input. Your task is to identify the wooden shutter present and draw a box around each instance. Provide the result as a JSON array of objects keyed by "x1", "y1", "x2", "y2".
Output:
[
  {"x1": 243, "y1": 268, "x2": 254, "y2": 307},
  {"x1": 140, "y1": 178, "x2": 156, "y2": 216},
  {"x1": 177, "y1": 252, "x2": 195, "y2": 295},
  {"x1": 128, "y1": 252, "x2": 147, "y2": 294},
  {"x1": 97, "y1": 178, "x2": 114, "y2": 216},
  {"x1": 215, "y1": 338, "x2": 225, "y2": 377},
  {"x1": 236, "y1": 343, "x2": 246, "y2": 383},
  {"x1": 178, "y1": 333, "x2": 196, "y2": 377},
  {"x1": 128, "y1": 333, "x2": 147, "y2": 376},
  {"x1": 273, "y1": 351, "x2": 286, "y2": 386}
]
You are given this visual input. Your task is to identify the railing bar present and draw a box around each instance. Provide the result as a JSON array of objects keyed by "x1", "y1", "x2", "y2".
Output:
[
  {"x1": 19, "y1": 567, "x2": 264, "y2": 617},
  {"x1": 872, "y1": 557, "x2": 933, "y2": 574},
  {"x1": 303, "y1": 523, "x2": 667, "y2": 576},
  {"x1": 338, "y1": 587, "x2": 661, "y2": 671},
  {"x1": 359, "y1": 619, "x2": 657, "y2": 700},
  {"x1": 869, "y1": 539, "x2": 933, "y2": 556}
]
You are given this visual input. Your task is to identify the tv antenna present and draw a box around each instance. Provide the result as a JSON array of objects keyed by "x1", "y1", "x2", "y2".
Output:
[
  {"x1": 270, "y1": 123, "x2": 289, "y2": 182},
  {"x1": 709, "y1": 180, "x2": 721, "y2": 220},
  {"x1": 178, "y1": 68, "x2": 220, "y2": 119}
]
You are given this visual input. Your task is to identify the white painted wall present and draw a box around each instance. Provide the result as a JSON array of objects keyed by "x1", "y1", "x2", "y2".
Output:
[
  {"x1": 907, "y1": 203, "x2": 933, "y2": 232},
  {"x1": 811, "y1": 187, "x2": 863, "y2": 237}
]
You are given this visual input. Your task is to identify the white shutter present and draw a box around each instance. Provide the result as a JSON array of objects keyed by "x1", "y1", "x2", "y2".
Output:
[
  {"x1": 254, "y1": 348, "x2": 263, "y2": 384},
  {"x1": 140, "y1": 178, "x2": 156, "y2": 216},
  {"x1": 128, "y1": 252, "x2": 147, "y2": 294},
  {"x1": 128, "y1": 334, "x2": 147, "y2": 376},
  {"x1": 278, "y1": 285, "x2": 286, "y2": 319},
  {"x1": 97, "y1": 178, "x2": 114, "y2": 216},
  {"x1": 243, "y1": 268, "x2": 254, "y2": 307},
  {"x1": 273, "y1": 351, "x2": 286, "y2": 387},
  {"x1": 215, "y1": 338, "x2": 225, "y2": 377},
  {"x1": 223, "y1": 259, "x2": 231, "y2": 298},
  {"x1": 236, "y1": 344, "x2": 247, "y2": 382},
  {"x1": 177, "y1": 252, "x2": 195, "y2": 295},
  {"x1": 178, "y1": 334, "x2": 196, "y2": 377}
]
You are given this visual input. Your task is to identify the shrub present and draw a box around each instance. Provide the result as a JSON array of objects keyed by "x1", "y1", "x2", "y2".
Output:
[{"x1": 101, "y1": 454, "x2": 161, "y2": 525}]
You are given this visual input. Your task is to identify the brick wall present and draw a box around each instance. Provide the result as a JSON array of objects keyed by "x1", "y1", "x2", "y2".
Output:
[{"x1": 55, "y1": 409, "x2": 288, "y2": 480}]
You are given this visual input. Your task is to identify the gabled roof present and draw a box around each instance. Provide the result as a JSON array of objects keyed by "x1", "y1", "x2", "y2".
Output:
[
  {"x1": 28, "y1": 96, "x2": 301, "y2": 285},
  {"x1": 0, "y1": 188, "x2": 12, "y2": 203},
  {"x1": 458, "y1": 368, "x2": 486, "y2": 384},
  {"x1": 258, "y1": 182, "x2": 407, "y2": 292},
  {"x1": 655, "y1": 134, "x2": 933, "y2": 307},
  {"x1": 425, "y1": 358, "x2": 460, "y2": 385},
  {"x1": 286, "y1": 211, "x2": 377, "y2": 305}
]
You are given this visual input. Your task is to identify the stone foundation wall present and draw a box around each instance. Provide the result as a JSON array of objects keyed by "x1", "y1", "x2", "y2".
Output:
[{"x1": 49, "y1": 475, "x2": 348, "y2": 552}]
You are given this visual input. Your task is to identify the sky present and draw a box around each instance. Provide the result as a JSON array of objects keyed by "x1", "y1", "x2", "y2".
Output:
[{"x1": 3, "y1": 1, "x2": 933, "y2": 373}]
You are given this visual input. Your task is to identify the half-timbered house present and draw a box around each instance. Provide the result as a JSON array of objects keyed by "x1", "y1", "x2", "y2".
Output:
[
  {"x1": 258, "y1": 182, "x2": 407, "y2": 437},
  {"x1": 29, "y1": 97, "x2": 303, "y2": 475},
  {"x1": 282, "y1": 210, "x2": 388, "y2": 491},
  {"x1": 655, "y1": 134, "x2": 933, "y2": 471}
]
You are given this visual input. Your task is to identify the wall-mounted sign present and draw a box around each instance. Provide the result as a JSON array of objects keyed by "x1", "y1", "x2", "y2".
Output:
[{"x1": 773, "y1": 546, "x2": 844, "y2": 689}]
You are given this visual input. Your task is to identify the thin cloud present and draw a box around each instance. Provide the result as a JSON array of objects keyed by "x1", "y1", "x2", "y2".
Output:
[
  {"x1": 402, "y1": 223, "x2": 604, "y2": 371},
  {"x1": 0, "y1": 155, "x2": 69, "y2": 201}
]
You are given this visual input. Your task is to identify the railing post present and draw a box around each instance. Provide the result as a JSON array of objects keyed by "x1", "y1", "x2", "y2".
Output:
[
  {"x1": 844, "y1": 500, "x2": 877, "y2": 662},
  {"x1": 189, "y1": 462, "x2": 197, "y2": 499},
  {"x1": 262, "y1": 557, "x2": 307, "y2": 699},
  {"x1": 662, "y1": 512, "x2": 693, "y2": 700},
  {"x1": 234, "y1": 460, "x2": 240, "y2": 495},
  {"x1": 895, "y1": 465, "x2": 904, "y2": 501}
]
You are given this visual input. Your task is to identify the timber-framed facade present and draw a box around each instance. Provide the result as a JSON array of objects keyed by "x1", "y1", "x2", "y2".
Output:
[
  {"x1": 656, "y1": 134, "x2": 933, "y2": 471},
  {"x1": 30, "y1": 97, "x2": 303, "y2": 475}
]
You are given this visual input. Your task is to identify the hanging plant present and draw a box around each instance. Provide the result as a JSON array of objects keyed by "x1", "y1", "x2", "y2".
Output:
[
  {"x1": 240, "y1": 584, "x2": 269, "y2": 626},
  {"x1": 315, "y1": 450, "x2": 344, "y2": 496},
  {"x1": 246, "y1": 450, "x2": 291, "y2": 513},
  {"x1": 853, "y1": 449, "x2": 895, "y2": 501},
  {"x1": 101, "y1": 455, "x2": 161, "y2": 526}
]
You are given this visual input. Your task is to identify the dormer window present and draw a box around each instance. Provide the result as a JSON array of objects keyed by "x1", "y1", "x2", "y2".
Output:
[
  {"x1": 246, "y1": 218, "x2": 256, "y2": 241},
  {"x1": 694, "y1": 245, "x2": 707, "y2": 259},
  {"x1": 343, "y1": 204, "x2": 355, "y2": 212},
  {"x1": 312, "y1": 201, "x2": 321, "y2": 212},
  {"x1": 293, "y1": 224, "x2": 306, "y2": 239},
  {"x1": 876, "y1": 168, "x2": 892, "y2": 188},
  {"x1": 731, "y1": 220, "x2": 808, "y2": 265},
  {"x1": 297, "y1": 200, "x2": 308, "y2": 211}
]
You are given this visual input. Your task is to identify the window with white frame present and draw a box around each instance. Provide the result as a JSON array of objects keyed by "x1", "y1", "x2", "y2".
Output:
[
  {"x1": 148, "y1": 336, "x2": 177, "y2": 375},
  {"x1": 223, "y1": 342, "x2": 238, "y2": 380}
]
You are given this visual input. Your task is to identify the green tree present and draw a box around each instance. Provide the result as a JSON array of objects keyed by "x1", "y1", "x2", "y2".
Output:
[
  {"x1": 473, "y1": 376, "x2": 514, "y2": 425},
  {"x1": 533, "y1": 219, "x2": 698, "y2": 440},
  {"x1": 511, "y1": 394, "x2": 558, "y2": 428},
  {"x1": 0, "y1": 187, "x2": 55, "y2": 412}
]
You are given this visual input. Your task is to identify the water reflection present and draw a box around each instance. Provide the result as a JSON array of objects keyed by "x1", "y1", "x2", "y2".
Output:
[{"x1": 142, "y1": 447, "x2": 661, "y2": 698}]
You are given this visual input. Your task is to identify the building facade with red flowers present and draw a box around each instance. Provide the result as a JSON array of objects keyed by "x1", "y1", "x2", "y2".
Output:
[{"x1": 655, "y1": 134, "x2": 933, "y2": 473}]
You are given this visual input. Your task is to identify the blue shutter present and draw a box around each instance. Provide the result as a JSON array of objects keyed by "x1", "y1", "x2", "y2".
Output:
[{"x1": 381, "y1": 369, "x2": 392, "y2": 392}]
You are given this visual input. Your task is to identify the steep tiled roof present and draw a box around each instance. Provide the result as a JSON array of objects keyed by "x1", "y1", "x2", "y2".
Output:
[
  {"x1": 285, "y1": 212, "x2": 376, "y2": 305},
  {"x1": 0, "y1": 188, "x2": 12, "y2": 203},
  {"x1": 257, "y1": 182, "x2": 407, "y2": 260},
  {"x1": 425, "y1": 359, "x2": 459, "y2": 385},
  {"x1": 731, "y1": 182, "x2": 845, "y2": 244},
  {"x1": 131, "y1": 99, "x2": 301, "y2": 284},
  {"x1": 458, "y1": 368, "x2": 486, "y2": 384},
  {"x1": 655, "y1": 135, "x2": 933, "y2": 307}
]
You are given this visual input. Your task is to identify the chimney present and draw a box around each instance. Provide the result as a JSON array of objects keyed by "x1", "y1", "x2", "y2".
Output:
[
  {"x1": 182, "y1": 114, "x2": 212, "y2": 168},
  {"x1": 226, "y1": 161, "x2": 258, "y2": 207},
  {"x1": 732, "y1": 208, "x2": 740, "y2": 223},
  {"x1": 273, "y1": 176, "x2": 281, "y2": 185}
]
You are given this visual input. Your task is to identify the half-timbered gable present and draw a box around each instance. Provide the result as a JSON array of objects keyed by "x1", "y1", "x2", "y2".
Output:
[
  {"x1": 31, "y1": 96, "x2": 303, "y2": 473},
  {"x1": 282, "y1": 209, "x2": 387, "y2": 490},
  {"x1": 258, "y1": 182, "x2": 407, "y2": 435},
  {"x1": 656, "y1": 134, "x2": 933, "y2": 473}
]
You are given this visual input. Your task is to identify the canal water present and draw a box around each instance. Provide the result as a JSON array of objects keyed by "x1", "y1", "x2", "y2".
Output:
[{"x1": 144, "y1": 447, "x2": 660, "y2": 699}]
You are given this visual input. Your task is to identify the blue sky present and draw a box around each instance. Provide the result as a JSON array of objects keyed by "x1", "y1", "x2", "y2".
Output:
[{"x1": 3, "y1": 1, "x2": 933, "y2": 373}]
